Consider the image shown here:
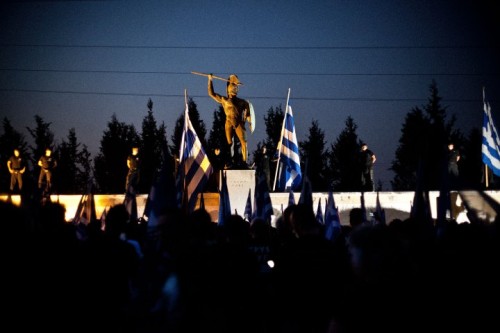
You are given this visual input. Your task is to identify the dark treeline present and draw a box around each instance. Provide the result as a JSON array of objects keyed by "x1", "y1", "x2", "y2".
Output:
[{"x1": 1, "y1": 81, "x2": 498, "y2": 194}]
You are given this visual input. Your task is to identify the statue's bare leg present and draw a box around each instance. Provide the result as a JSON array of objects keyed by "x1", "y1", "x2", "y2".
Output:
[
  {"x1": 235, "y1": 125, "x2": 247, "y2": 162},
  {"x1": 225, "y1": 122, "x2": 235, "y2": 167}
]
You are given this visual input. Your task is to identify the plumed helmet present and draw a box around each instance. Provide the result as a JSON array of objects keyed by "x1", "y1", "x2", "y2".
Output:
[{"x1": 227, "y1": 74, "x2": 242, "y2": 85}]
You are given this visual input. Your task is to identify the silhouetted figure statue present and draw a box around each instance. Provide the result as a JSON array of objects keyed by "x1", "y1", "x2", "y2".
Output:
[
  {"x1": 37, "y1": 148, "x2": 57, "y2": 195},
  {"x1": 7, "y1": 148, "x2": 26, "y2": 193},
  {"x1": 126, "y1": 146, "x2": 140, "y2": 193}
]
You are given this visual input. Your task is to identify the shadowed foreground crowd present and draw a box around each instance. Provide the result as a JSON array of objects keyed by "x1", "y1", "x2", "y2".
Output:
[{"x1": 1, "y1": 199, "x2": 499, "y2": 333}]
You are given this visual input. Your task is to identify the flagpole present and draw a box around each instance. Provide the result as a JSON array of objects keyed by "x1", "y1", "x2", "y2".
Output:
[
  {"x1": 483, "y1": 86, "x2": 487, "y2": 189},
  {"x1": 179, "y1": 89, "x2": 188, "y2": 163},
  {"x1": 272, "y1": 162, "x2": 282, "y2": 192},
  {"x1": 181, "y1": 89, "x2": 188, "y2": 213},
  {"x1": 485, "y1": 164, "x2": 489, "y2": 188},
  {"x1": 273, "y1": 88, "x2": 291, "y2": 191}
]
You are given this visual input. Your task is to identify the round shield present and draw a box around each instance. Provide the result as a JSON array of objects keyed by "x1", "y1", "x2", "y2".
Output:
[{"x1": 248, "y1": 101, "x2": 256, "y2": 133}]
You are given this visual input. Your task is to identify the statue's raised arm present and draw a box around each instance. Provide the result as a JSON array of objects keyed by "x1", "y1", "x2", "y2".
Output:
[{"x1": 207, "y1": 74, "x2": 223, "y2": 104}]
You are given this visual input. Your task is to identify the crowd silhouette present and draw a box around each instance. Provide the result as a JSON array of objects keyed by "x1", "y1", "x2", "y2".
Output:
[{"x1": 1, "y1": 196, "x2": 499, "y2": 333}]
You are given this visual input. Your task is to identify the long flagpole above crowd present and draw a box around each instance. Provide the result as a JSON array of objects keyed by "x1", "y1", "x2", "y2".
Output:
[
  {"x1": 482, "y1": 86, "x2": 500, "y2": 188},
  {"x1": 177, "y1": 89, "x2": 213, "y2": 213},
  {"x1": 484, "y1": 86, "x2": 489, "y2": 188},
  {"x1": 272, "y1": 88, "x2": 291, "y2": 191},
  {"x1": 178, "y1": 89, "x2": 188, "y2": 165}
]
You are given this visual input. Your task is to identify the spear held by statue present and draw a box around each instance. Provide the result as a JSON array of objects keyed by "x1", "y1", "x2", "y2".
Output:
[{"x1": 191, "y1": 71, "x2": 244, "y2": 85}]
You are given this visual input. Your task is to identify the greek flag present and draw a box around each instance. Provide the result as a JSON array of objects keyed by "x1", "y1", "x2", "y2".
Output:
[
  {"x1": 253, "y1": 172, "x2": 274, "y2": 223},
  {"x1": 244, "y1": 188, "x2": 252, "y2": 222},
  {"x1": 275, "y1": 89, "x2": 302, "y2": 191},
  {"x1": 482, "y1": 88, "x2": 500, "y2": 176},
  {"x1": 218, "y1": 171, "x2": 231, "y2": 226},
  {"x1": 298, "y1": 163, "x2": 313, "y2": 209},
  {"x1": 73, "y1": 183, "x2": 97, "y2": 225},
  {"x1": 179, "y1": 99, "x2": 213, "y2": 213},
  {"x1": 287, "y1": 187, "x2": 296, "y2": 207},
  {"x1": 324, "y1": 191, "x2": 342, "y2": 241},
  {"x1": 315, "y1": 197, "x2": 324, "y2": 224},
  {"x1": 373, "y1": 191, "x2": 386, "y2": 225},
  {"x1": 144, "y1": 148, "x2": 179, "y2": 228}
]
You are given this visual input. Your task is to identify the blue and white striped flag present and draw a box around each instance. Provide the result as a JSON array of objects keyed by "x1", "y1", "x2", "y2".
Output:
[
  {"x1": 287, "y1": 187, "x2": 296, "y2": 207},
  {"x1": 482, "y1": 87, "x2": 500, "y2": 176},
  {"x1": 244, "y1": 188, "x2": 252, "y2": 222},
  {"x1": 73, "y1": 183, "x2": 97, "y2": 225},
  {"x1": 253, "y1": 172, "x2": 274, "y2": 223},
  {"x1": 218, "y1": 171, "x2": 231, "y2": 226},
  {"x1": 324, "y1": 191, "x2": 342, "y2": 241},
  {"x1": 179, "y1": 98, "x2": 213, "y2": 213},
  {"x1": 315, "y1": 197, "x2": 324, "y2": 224},
  {"x1": 373, "y1": 191, "x2": 386, "y2": 225},
  {"x1": 275, "y1": 89, "x2": 302, "y2": 191},
  {"x1": 298, "y1": 168, "x2": 313, "y2": 210},
  {"x1": 144, "y1": 148, "x2": 180, "y2": 228}
]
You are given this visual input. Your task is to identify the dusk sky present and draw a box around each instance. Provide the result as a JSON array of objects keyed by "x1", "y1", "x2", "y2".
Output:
[{"x1": 1, "y1": 0, "x2": 499, "y2": 190}]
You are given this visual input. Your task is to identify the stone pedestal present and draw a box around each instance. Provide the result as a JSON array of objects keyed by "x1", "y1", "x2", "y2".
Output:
[{"x1": 222, "y1": 169, "x2": 255, "y2": 217}]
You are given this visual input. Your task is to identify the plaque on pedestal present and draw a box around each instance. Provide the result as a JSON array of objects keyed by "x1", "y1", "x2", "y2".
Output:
[{"x1": 222, "y1": 169, "x2": 255, "y2": 218}]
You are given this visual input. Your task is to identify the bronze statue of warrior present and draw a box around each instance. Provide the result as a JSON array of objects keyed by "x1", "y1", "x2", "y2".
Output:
[{"x1": 206, "y1": 73, "x2": 254, "y2": 166}]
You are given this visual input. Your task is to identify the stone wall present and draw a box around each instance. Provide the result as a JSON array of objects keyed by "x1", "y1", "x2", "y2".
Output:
[{"x1": 2, "y1": 190, "x2": 487, "y2": 225}]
